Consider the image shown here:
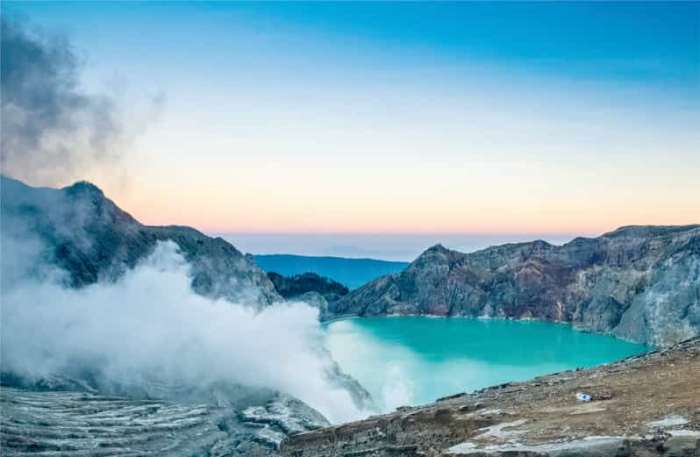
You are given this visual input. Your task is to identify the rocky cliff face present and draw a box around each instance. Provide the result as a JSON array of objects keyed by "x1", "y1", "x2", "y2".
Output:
[
  {"x1": 1, "y1": 175, "x2": 280, "y2": 306},
  {"x1": 330, "y1": 226, "x2": 700, "y2": 347}
]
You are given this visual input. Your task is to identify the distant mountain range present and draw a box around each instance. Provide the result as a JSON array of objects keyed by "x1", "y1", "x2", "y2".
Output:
[{"x1": 253, "y1": 254, "x2": 408, "y2": 289}]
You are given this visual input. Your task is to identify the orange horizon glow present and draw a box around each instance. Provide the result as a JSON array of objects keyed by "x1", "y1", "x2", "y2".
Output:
[{"x1": 109, "y1": 184, "x2": 697, "y2": 238}]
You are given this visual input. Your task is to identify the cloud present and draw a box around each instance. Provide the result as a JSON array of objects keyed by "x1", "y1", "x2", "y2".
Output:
[
  {"x1": 0, "y1": 240, "x2": 369, "y2": 423},
  {"x1": 0, "y1": 16, "x2": 147, "y2": 187}
]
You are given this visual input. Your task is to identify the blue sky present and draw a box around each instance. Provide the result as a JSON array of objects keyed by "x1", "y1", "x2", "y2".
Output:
[
  {"x1": 3, "y1": 2, "x2": 699, "y2": 249},
  {"x1": 10, "y1": 2, "x2": 697, "y2": 86}
]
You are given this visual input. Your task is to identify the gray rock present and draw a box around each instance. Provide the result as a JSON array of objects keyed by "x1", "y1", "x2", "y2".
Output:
[
  {"x1": 295, "y1": 291, "x2": 331, "y2": 320},
  {"x1": 267, "y1": 271, "x2": 348, "y2": 305},
  {"x1": 1, "y1": 175, "x2": 280, "y2": 306},
  {"x1": 0, "y1": 385, "x2": 325, "y2": 456},
  {"x1": 330, "y1": 226, "x2": 700, "y2": 347}
]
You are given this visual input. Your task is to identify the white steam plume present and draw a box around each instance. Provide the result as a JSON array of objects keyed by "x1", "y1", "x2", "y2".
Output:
[{"x1": 1, "y1": 240, "x2": 366, "y2": 423}]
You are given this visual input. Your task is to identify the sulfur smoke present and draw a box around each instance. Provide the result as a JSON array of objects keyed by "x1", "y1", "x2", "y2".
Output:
[
  {"x1": 0, "y1": 15, "x2": 368, "y2": 425},
  {"x1": 0, "y1": 16, "x2": 146, "y2": 187},
  {"x1": 0, "y1": 239, "x2": 367, "y2": 423}
]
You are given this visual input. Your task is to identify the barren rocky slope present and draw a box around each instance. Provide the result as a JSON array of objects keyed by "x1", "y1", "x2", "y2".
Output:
[
  {"x1": 331, "y1": 225, "x2": 700, "y2": 347},
  {"x1": 0, "y1": 176, "x2": 354, "y2": 455},
  {"x1": 282, "y1": 337, "x2": 700, "y2": 457},
  {"x1": 1, "y1": 175, "x2": 280, "y2": 305}
]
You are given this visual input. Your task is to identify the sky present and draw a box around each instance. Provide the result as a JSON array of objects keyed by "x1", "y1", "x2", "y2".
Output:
[{"x1": 2, "y1": 1, "x2": 699, "y2": 257}]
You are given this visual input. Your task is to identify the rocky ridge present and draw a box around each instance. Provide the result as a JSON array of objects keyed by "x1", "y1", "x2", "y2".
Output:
[
  {"x1": 330, "y1": 225, "x2": 700, "y2": 347},
  {"x1": 267, "y1": 271, "x2": 349, "y2": 302},
  {"x1": 1, "y1": 175, "x2": 280, "y2": 305},
  {"x1": 267, "y1": 271, "x2": 349, "y2": 320}
]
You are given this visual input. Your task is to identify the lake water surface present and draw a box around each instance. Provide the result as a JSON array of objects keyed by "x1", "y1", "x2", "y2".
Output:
[{"x1": 324, "y1": 317, "x2": 647, "y2": 412}]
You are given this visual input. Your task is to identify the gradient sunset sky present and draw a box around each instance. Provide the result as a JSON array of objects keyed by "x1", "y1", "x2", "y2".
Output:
[{"x1": 4, "y1": 2, "x2": 699, "y2": 242}]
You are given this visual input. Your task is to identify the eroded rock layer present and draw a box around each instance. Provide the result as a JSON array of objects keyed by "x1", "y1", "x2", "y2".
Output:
[{"x1": 0, "y1": 386, "x2": 328, "y2": 456}]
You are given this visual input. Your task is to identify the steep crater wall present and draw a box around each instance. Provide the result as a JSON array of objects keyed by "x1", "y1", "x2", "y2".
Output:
[{"x1": 330, "y1": 225, "x2": 700, "y2": 347}]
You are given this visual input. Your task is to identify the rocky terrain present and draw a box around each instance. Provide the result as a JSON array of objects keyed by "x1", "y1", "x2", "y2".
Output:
[
  {"x1": 3, "y1": 176, "x2": 698, "y2": 456},
  {"x1": 1, "y1": 175, "x2": 280, "y2": 306},
  {"x1": 266, "y1": 271, "x2": 349, "y2": 320},
  {"x1": 0, "y1": 175, "x2": 358, "y2": 455},
  {"x1": 1, "y1": 384, "x2": 328, "y2": 456},
  {"x1": 331, "y1": 225, "x2": 700, "y2": 347},
  {"x1": 268, "y1": 271, "x2": 349, "y2": 303},
  {"x1": 282, "y1": 337, "x2": 700, "y2": 457}
]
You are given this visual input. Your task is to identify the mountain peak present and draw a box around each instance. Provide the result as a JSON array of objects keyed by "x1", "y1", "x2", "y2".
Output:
[
  {"x1": 425, "y1": 243, "x2": 449, "y2": 253},
  {"x1": 2, "y1": 175, "x2": 280, "y2": 305},
  {"x1": 63, "y1": 180, "x2": 105, "y2": 198},
  {"x1": 412, "y1": 243, "x2": 452, "y2": 264}
]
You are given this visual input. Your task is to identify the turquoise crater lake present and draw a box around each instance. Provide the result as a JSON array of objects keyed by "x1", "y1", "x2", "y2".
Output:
[{"x1": 324, "y1": 317, "x2": 647, "y2": 412}]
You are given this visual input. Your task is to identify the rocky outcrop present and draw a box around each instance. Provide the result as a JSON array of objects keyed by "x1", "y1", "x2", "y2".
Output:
[
  {"x1": 0, "y1": 175, "x2": 280, "y2": 305},
  {"x1": 281, "y1": 337, "x2": 700, "y2": 457},
  {"x1": 267, "y1": 272, "x2": 349, "y2": 303},
  {"x1": 264, "y1": 272, "x2": 349, "y2": 321},
  {"x1": 330, "y1": 226, "x2": 700, "y2": 347}
]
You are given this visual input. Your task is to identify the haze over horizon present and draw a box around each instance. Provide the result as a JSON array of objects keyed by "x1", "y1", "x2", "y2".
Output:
[
  {"x1": 223, "y1": 232, "x2": 584, "y2": 261},
  {"x1": 2, "y1": 2, "x2": 698, "y2": 245}
]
